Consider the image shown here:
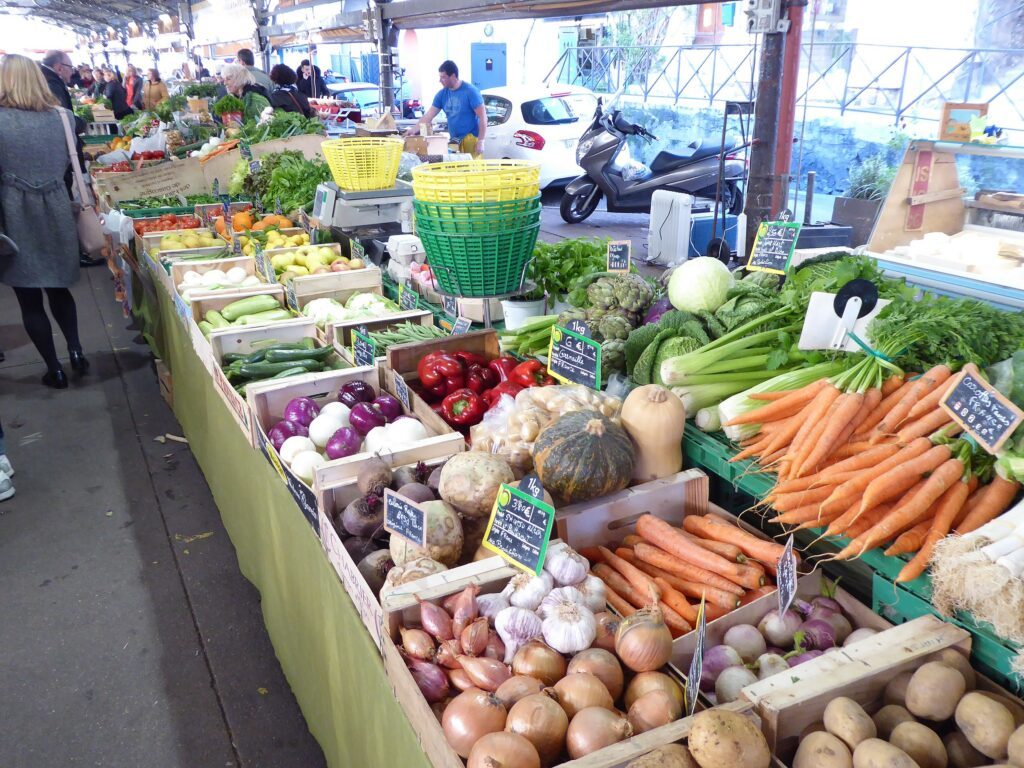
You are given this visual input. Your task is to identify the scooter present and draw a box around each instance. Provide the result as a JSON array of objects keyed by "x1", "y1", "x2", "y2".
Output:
[{"x1": 560, "y1": 98, "x2": 746, "y2": 224}]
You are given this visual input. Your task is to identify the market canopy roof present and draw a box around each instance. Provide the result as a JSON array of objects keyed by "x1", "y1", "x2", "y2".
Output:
[
  {"x1": 381, "y1": 0, "x2": 707, "y2": 28},
  {"x1": 0, "y1": 0, "x2": 179, "y2": 33}
]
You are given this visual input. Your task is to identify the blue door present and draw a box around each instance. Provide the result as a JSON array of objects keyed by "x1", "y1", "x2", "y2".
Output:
[{"x1": 470, "y1": 43, "x2": 506, "y2": 90}]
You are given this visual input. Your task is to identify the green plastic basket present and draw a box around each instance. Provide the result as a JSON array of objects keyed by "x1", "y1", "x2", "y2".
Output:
[
  {"x1": 420, "y1": 223, "x2": 540, "y2": 297},
  {"x1": 415, "y1": 202, "x2": 541, "y2": 234},
  {"x1": 414, "y1": 196, "x2": 541, "y2": 220}
]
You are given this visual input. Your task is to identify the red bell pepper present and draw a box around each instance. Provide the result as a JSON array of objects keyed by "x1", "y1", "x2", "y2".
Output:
[
  {"x1": 482, "y1": 380, "x2": 523, "y2": 409},
  {"x1": 510, "y1": 360, "x2": 556, "y2": 388},
  {"x1": 488, "y1": 355, "x2": 518, "y2": 383},
  {"x1": 440, "y1": 388, "x2": 486, "y2": 428},
  {"x1": 452, "y1": 350, "x2": 488, "y2": 369},
  {"x1": 466, "y1": 364, "x2": 498, "y2": 395},
  {"x1": 417, "y1": 351, "x2": 465, "y2": 402}
]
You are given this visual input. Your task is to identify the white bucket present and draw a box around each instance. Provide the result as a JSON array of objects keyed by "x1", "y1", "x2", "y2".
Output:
[{"x1": 500, "y1": 296, "x2": 547, "y2": 330}]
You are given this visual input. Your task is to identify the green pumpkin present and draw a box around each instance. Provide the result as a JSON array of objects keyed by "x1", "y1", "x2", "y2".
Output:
[{"x1": 532, "y1": 410, "x2": 635, "y2": 504}]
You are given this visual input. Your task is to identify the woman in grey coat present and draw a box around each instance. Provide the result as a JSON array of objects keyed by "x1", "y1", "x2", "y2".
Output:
[{"x1": 0, "y1": 54, "x2": 87, "y2": 389}]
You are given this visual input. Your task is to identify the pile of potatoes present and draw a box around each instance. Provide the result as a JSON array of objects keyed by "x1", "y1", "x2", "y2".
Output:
[
  {"x1": 794, "y1": 648, "x2": 1024, "y2": 768},
  {"x1": 625, "y1": 709, "x2": 772, "y2": 768}
]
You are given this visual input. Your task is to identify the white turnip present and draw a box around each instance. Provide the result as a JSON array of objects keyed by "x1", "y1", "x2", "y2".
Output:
[
  {"x1": 756, "y1": 653, "x2": 789, "y2": 680},
  {"x1": 715, "y1": 666, "x2": 757, "y2": 703},
  {"x1": 758, "y1": 609, "x2": 802, "y2": 648},
  {"x1": 700, "y1": 645, "x2": 743, "y2": 693},
  {"x1": 723, "y1": 624, "x2": 767, "y2": 664}
]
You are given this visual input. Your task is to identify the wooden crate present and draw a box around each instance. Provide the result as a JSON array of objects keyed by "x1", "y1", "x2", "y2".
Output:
[
  {"x1": 331, "y1": 310, "x2": 436, "y2": 363},
  {"x1": 285, "y1": 265, "x2": 383, "y2": 313},
  {"x1": 155, "y1": 358, "x2": 173, "y2": 407},
  {"x1": 247, "y1": 367, "x2": 464, "y2": 531},
  {"x1": 132, "y1": 217, "x2": 204, "y2": 255},
  {"x1": 189, "y1": 284, "x2": 286, "y2": 326},
  {"x1": 194, "y1": 201, "x2": 253, "y2": 222},
  {"x1": 139, "y1": 228, "x2": 220, "y2": 259},
  {"x1": 385, "y1": 329, "x2": 500, "y2": 374},
  {"x1": 170, "y1": 255, "x2": 259, "y2": 296}
]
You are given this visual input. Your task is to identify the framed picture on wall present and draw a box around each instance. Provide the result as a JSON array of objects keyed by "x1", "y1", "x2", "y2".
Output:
[{"x1": 940, "y1": 102, "x2": 988, "y2": 142}]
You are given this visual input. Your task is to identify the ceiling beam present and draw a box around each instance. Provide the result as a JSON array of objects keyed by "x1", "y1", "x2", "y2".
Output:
[
  {"x1": 260, "y1": 9, "x2": 366, "y2": 37},
  {"x1": 382, "y1": 0, "x2": 706, "y2": 28}
]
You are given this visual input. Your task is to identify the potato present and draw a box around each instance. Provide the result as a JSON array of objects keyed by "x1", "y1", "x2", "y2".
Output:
[
  {"x1": 886, "y1": 672, "x2": 917, "y2": 707},
  {"x1": 956, "y1": 692, "x2": 1016, "y2": 760},
  {"x1": 793, "y1": 731, "x2": 853, "y2": 768},
  {"x1": 825, "y1": 697, "x2": 878, "y2": 750},
  {"x1": 874, "y1": 705, "x2": 916, "y2": 740},
  {"x1": 977, "y1": 692, "x2": 1024, "y2": 729},
  {"x1": 890, "y1": 721, "x2": 948, "y2": 768},
  {"x1": 906, "y1": 663, "x2": 967, "y2": 721},
  {"x1": 802, "y1": 721, "x2": 827, "y2": 739},
  {"x1": 687, "y1": 709, "x2": 770, "y2": 768},
  {"x1": 1008, "y1": 724, "x2": 1024, "y2": 765},
  {"x1": 944, "y1": 732, "x2": 988, "y2": 768},
  {"x1": 928, "y1": 649, "x2": 976, "y2": 690},
  {"x1": 625, "y1": 744, "x2": 697, "y2": 768},
  {"x1": 852, "y1": 738, "x2": 920, "y2": 768}
]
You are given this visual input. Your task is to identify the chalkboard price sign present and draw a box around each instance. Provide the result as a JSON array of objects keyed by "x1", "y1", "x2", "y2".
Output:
[
  {"x1": 352, "y1": 326, "x2": 377, "y2": 367},
  {"x1": 547, "y1": 324, "x2": 601, "y2": 390},
  {"x1": 607, "y1": 240, "x2": 631, "y2": 272},
  {"x1": 393, "y1": 370, "x2": 411, "y2": 410},
  {"x1": 384, "y1": 489, "x2": 427, "y2": 547},
  {"x1": 400, "y1": 282, "x2": 420, "y2": 311},
  {"x1": 776, "y1": 534, "x2": 797, "y2": 617},
  {"x1": 350, "y1": 239, "x2": 365, "y2": 262},
  {"x1": 254, "y1": 244, "x2": 278, "y2": 284},
  {"x1": 747, "y1": 221, "x2": 802, "y2": 275},
  {"x1": 451, "y1": 316, "x2": 473, "y2": 335},
  {"x1": 941, "y1": 367, "x2": 1024, "y2": 454},
  {"x1": 239, "y1": 141, "x2": 253, "y2": 160},
  {"x1": 442, "y1": 295, "x2": 458, "y2": 319},
  {"x1": 685, "y1": 597, "x2": 707, "y2": 717},
  {"x1": 482, "y1": 483, "x2": 556, "y2": 575},
  {"x1": 284, "y1": 280, "x2": 298, "y2": 312},
  {"x1": 519, "y1": 473, "x2": 545, "y2": 501}
]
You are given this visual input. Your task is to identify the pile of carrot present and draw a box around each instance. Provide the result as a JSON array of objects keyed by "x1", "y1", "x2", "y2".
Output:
[
  {"x1": 723, "y1": 363, "x2": 1021, "y2": 583},
  {"x1": 579, "y1": 513, "x2": 787, "y2": 637}
]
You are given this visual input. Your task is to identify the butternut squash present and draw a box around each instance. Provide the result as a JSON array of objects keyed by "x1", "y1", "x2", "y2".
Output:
[{"x1": 621, "y1": 385, "x2": 686, "y2": 481}]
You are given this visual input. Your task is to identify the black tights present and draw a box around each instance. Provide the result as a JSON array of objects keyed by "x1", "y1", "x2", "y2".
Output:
[{"x1": 12, "y1": 287, "x2": 82, "y2": 373}]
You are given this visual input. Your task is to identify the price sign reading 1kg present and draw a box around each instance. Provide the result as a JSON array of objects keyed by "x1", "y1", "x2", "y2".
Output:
[
  {"x1": 747, "y1": 220, "x2": 801, "y2": 275},
  {"x1": 685, "y1": 597, "x2": 707, "y2": 717},
  {"x1": 399, "y1": 281, "x2": 419, "y2": 311},
  {"x1": 352, "y1": 325, "x2": 377, "y2": 368},
  {"x1": 547, "y1": 319, "x2": 601, "y2": 390},
  {"x1": 607, "y1": 240, "x2": 631, "y2": 273},
  {"x1": 941, "y1": 365, "x2": 1024, "y2": 454},
  {"x1": 482, "y1": 475, "x2": 555, "y2": 576},
  {"x1": 777, "y1": 534, "x2": 797, "y2": 617},
  {"x1": 383, "y1": 489, "x2": 427, "y2": 547}
]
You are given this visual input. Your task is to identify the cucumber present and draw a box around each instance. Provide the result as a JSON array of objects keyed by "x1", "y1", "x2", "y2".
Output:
[
  {"x1": 264, "y1": 346, "x2": 334, "y2": 363},
  {"x1": 270, "y1": 366, "x2": 313, "y2": 379},
  {"x1": 199, "y1": 320, "x2": 214, "y2": 337},
  {"x1": 237, "y1": 359, "x2": 321, "y2": 378},
  {"x1": 232, "y1": 308, "x2": 293, "y2": 325},
  {"x1": 221, "y1": 352, "x2": 249, "y2": 364},
  {"x1": 221, "y1": 294, "x2": 280, "y2": 322}
]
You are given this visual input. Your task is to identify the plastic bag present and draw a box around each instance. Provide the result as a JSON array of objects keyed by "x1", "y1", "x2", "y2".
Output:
[
  {"x1": 620, "y1": 159, "x2": 652, "y2": 182},
  {"x1": 514, "y1": 384, "x2": 623, "y2": 422},
  {"x1": 469, "y1": 394, "x2": 534, "y2": 474},
  {"x1": 397, "y1": 152, "x2": 424, "y2": 181}
]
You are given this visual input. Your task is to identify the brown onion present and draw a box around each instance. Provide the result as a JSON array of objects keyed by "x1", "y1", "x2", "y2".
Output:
[
  {"x1": 566, "y1": 706, "x2": 632, "y2": 759},
  {"x1": 448, "y1": 668, "x2": 474, "y2": 692},
  {"x1": 400, "y1": 627, "x2": 435, "y2": 661},
  {"x1": 443, "y1": 591, "x2": 461, "y2": 615},
  {"x1": 615, "y1": 607, "x2": 673, "y2": 672},
  {"x1": 495, "y1": 675, "x2": 545, "y2": 709},
  {"x1": 437, "y1": 639, "x2": 463, "y2": 669},
  {"x1": 512, "y1": 640, "x2": 567, "y2": 686},
  {"x1": 624, "y1": 671, "x2": 684, "y2": 711},
  {"x1": 592, "y1": 611, "x2": 620, "y2": 653},
  {"x1": 553, "y1": 673, "x2": 614, "y2": 719},
  {"x1": 505, "y1": 690, "x2": 569, "y2": 765},
  {"x1": 627, "y1": 689, "x2": 681, "y2": 734},
  {"x1": 452, "y1": 583, "x2": 480, "y2": 638},
  {"x1": 462, "y1": 617, "x2": 490, "y2": 656},
  {"x1": 458, "y1": 655, "x2": 512, "y2": 692},
  {"x1": 418, "y1": 597, "x2": 454, "y2": 641},
  {"x1": 442, "y1": 688, "x2": 507, "y2": 758},
  {"x1": 567, "y1": 648, "x2": 624, "y2": 701},
  {"x1": 484, "y1": 631, "x2": 505, "y2": 661},
  {"x1": 468, "y1": 731, "x2": 541, "y2": 768}
]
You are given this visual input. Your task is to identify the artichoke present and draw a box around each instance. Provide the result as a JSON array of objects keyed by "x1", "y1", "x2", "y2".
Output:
[
  {"x1": 601, "y1": 338, "x2": 626, "y2": 380},
  {"x1": 587, "y1": 277, "x2": 620, "y2": 310},
  {"x1": 597, "y1": 314, "x2": 632, "y2": 342},
  {"x1": 613, "y1": 273, "x2": 655, "y2": 313},
  {"x1": 557, "y1": 308, "x2": 588, "y2": 326}
]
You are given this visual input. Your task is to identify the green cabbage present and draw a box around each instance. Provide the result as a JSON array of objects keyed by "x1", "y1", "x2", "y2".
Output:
[{"x1": 668, "y1": 257, "x2": 735, "y2": 314}]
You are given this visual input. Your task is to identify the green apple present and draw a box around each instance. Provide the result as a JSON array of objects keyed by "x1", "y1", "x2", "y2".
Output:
[{"x1": 271, "y1": 253, "x2": 296, "y2": 270}]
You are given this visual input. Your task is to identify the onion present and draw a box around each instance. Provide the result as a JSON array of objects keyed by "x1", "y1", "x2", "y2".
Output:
[
  {"x1": 567, "y1": 649, "x2": 624, "y2": 701},
  {"x1": 436, "y1": 639, "x2": 462, "y2": 669},
  {"x1": 468, "y1": 731, "x2": 541, "y2": 768},
  {"x1": 400, "y1": 627, "x2": 435, "y2": 661},
  {"x1": 592, "y1": 612, "x2": 619, "y2": 652},
  {"x1": 723, "y1": 624, "x2": 767, "y2": 664},
  {"x1": 715, "y1": 665, "x2": 757, "y2": 703},
  {"x1": 325, "y1": 427, "x2": 362, "y2": 459},
  {"x1": 448, "y1": 667, "x2": 474, "y2": 691},
  {"x1": 554, "y1": 672, "x2": 614, "y2": 719},
  {"x1": 350, "y1": 402, "x2": 387, "y2": 435},
  {"x1": 495, "y1": 675, "x2": 545, "y2": 709},
  {"x1": 458, "y1": 655, "x2": 511, "y2": 692},
  {"x1": 404, "y1": 655, "x2": 449, "y2": 703},
  {"x1": 451, "y1": 583, "x2": 479, "y2": 638},
  {"x1": 268, "y1": 419, "x2": 307, "y2": 450},
  {"x1": 417, "y1": 597, "x2": 453, "y2": 642},
  {"x1": 628, "y1": 689, "x2": 681, "y2": 734},
  {"x1": 461, "y1": 617, "x2": 489, "y2": 656},
  {"x1": 373, "y1": 393, "x2": 403, "y2": 422},
  {"x1": 442, "y1": 688, "x2": 507, "y2": 758},
  {"x1": 624, "y1": 671, "x2": 684, "y2": 711},
  {"x1": 483, "y1": 632, "x2": 505, "y2": 661},
  {"x1": 566, "y1": 707, "x2": 632, "y2": 759},
  {"x1": 700, "y1": 645, "x2": 743, "y2": 693},
  {"x1": 615, "y1": 607, "x2": 673, "y2": 673},
  {"x1": 844, "y1": 627, "x2": 878, "y2": 647},
  {"x1": 338, "y1": 380, "x2": 375, "y2": 408},
  {"x1": 505, "y1": 691, "x2": 568, "y2": 766},
  {"x1": 283, "y1": 395, "x2": 320, "y2": 426},
  {"x1": 757, "y1": 609, "x2": 803, "y2": 648},
  {"x1": 512, "y1": 641, "x2": 567, "y2": 687}
]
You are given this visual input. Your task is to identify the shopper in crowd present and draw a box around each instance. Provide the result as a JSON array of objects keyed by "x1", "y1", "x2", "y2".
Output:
[
  {"x1": 77, "y1": 65, "x2": 93, "y2": 91},
  {"x1": 269, "y1": 64, "x2": 312, "y2": 117},
  {"x1": 296, "y1": 59, "x2": 326, "y2": 100},
  {"x1": 102, "y1": 69, "x2": 132, "y2": 119},
  {"x1": 406, "y1": 60, "x2": 486, "y2": 156},
  {"x1": 0, "y1": 54, "x2": 89, "y2": 389},
  {"x1": 89, "y1": 67, "x2": 105, "y2": 98},
  {"x1": 124, "y1": 64, "x2": 143, "y2": 110},
  {"x1": 40, "y1": 50, "x2": 75, "y2": 111},
  {"x1": 213, "y1": 71, "x2": 228, "y2": 99},
  {"x1": 142, "y1": 68, "x2": 169, "y2": 111},
  {"x1": 220, "y1": 63, "x2": 270, "y2": 122},
  {"x1": 236, "y1": 48, "x2": 273, "y2": 93},
  {"x1": 0, "y1": 417, "x2": 12, "y2": 503}
]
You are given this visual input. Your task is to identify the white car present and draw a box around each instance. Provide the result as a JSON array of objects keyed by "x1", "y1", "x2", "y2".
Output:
[{"x1": 480, "y1": 85, "x2": 597, "y2": 190}]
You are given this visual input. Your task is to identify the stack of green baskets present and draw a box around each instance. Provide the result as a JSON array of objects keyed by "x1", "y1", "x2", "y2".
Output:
[{"x1": 411, "y1": 160, "x2": 541, "y2": 297}]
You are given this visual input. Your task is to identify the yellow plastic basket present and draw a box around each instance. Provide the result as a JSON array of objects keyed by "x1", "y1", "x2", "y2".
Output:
[
  {"x1": 412, "y1": 160, "x2": 541, "y2": 203},
  {"x1": 321, "y1": 137, "x2": 404, "y2": 191}
]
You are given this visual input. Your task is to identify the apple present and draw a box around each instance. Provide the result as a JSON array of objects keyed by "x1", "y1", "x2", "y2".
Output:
[
  {"x1": 313, "y1": 266, "x2": 330, "y2": 274},
  {"x1": 349, "y1": 258, "x2": 365, "y2": 270},
  {"x1": 330, "y1": 261, "x2": 350, "y2": 272}
]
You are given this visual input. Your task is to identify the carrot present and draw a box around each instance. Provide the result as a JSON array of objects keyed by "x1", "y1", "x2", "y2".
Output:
[
  {"x1": 730, "y1": 437, "x2": 776, "y2": 463},
  {"x1": 676, "y1": 531, "x2": 746, "y2": 562},
  {"x1": 793, "y1": 507, "x2": 849, "y2": 532},
  {"x1": 815, "y1": 443, "x2": 902, "y2": 482},
  {"x1": 659, "y1": 601, "x2": 692, "y2": 636},
  {"x1": 895, "y1": 407, "x2": 956, "y2": 443},
  {"x1": 897, "y1": 479, "x2": 972, "y2": 583},
  {"x1": 830, "y1": 440, "x2": 876, "y2": 460},
  {"x1": 844, "y1": 502, "x2": 895, "y2": 540},
  {"x1": 782, "y1": 384, "x2": 842, "y2": 476},
  {"x1": 829, "y1": 387, "x2": 883, "y2": 451},
  {"x1": 602, "y1": 582, "x2": 638, "y2": 617},
  {"x1": 957, "y1": 476, "x2": 1021, "y2": 534},
  {"x1": 853, "y1": 380, "x2": 916, "y2": 438},
  {"x1": 738, "y1": 585, "x2": 777, "y2": 606},
  {"x1": 599, "y1": 546, "x2": 660, "y2": 603},
  {"x1": 683, "y1": 515, "x2": 787, "y2": 564},
  {"x1": 593, "y1": 563, "x2": 651, "y2": 609},
  {"x1": 578, "y1": 547, "x2": 605, "y2": 564},
  {"x1": 795, "y1": 391, "x2": 867, "y2": 476},
  {"x1": 881, "y1": 374, "x2": 905, "y2": 397},
  {"x1": 770, "y1": 484, "x2": 836, "y2": 512},
  {"x1": 817, "y1": 437, "x2": 932, "y2": 519},
  {"x1": 636, "y1": 515, "x2": 759, "y2": 586},
  {"x1": 857, "y1": 444, "x2": 953, "y2": 518},
  {"x1": 722, "y1": 379, "x2": 831, "y2": 426},
  {"x1": 617, "y1": 549, "x2": 742, "y2": 609},
  {"x1": 632, "y1": 542, "x2": 745, "y2": 596},
  {"x1": 769, "y1": 503, "x2": 827, "y2": 526},
  {"x1": 621, "y1": 535, "x2": 643, "y2": 548},
  {"x1": 906, "y1": 376, "x2": 957, "y2": 420},
  {"x1": 754, "y1": 413, "x2": 805, "y2": 462},
  {"x1": 788, "y1": 401, "x2": 841, "y2": 479},
  {"x1": 704, "y1": 603, "x2": 733, "y2": 621},
  {"x1": 885, "y1": 519, "x2": 933, "y2": 557},
  {"x1": 771, "y1": 473, "x2": 832, "y2": 495},
  {"x1": 654, "y1": 578, "x2": 699, "y2": 624},
  {"x1": 871, "y1": 364, "x2": 952, "y2": 440}
]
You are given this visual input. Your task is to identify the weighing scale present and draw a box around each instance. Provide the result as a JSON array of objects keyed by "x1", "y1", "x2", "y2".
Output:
[{"x1": 311, "y1": 181, "x2": 414, "y2": 230}]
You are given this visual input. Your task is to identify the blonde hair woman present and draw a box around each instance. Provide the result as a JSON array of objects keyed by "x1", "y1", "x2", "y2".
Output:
[
  {"x1": 219, "y1": 62, "x2": 270, "y2": 122},
  {"x1": 0, "y1": 54, "x2": 86, "y2": 389}
]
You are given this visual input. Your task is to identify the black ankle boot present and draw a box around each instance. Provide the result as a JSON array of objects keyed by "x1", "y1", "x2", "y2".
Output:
[
  {"x1": 69, "y1": 349, "x2": 89, "y2": 372},
  {"x1": 42, "y1": 368, "x2": 68, "y2": 389}
]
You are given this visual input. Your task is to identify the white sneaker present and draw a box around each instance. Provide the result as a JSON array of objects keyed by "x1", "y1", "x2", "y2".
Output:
[
  {"x1": 0, "y1": 470, "x2": 13, "y2": 502},
  {"x1": 0, "y1": 454, "x2": 12, "y2": 477}
]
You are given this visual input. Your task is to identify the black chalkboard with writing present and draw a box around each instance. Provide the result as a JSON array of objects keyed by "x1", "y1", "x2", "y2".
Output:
[
  {"x1": 547, "y1": 324, "x2": 601, "y2": 390},
  {"x1": 747, "y1": 221, "x2": 801, "y2": 274},
  {"x1": 384, "y1": 489, "x2": 427, "y2": 546},
  {"x1": 607, "y1": 241, "x2": 631, "y2": 272},
  {"x1": 483, "y1": 484, "x2": 555, "y2": 575},
  {"x1": 941, "y1": 370, "x2": 1024, "y2": 453},
  {"x1": 400, "y1": 282, "x2": 419, "y2": 311},
  {"x1": 352, "y1": 326, "x2": 377, "y2": 367}
]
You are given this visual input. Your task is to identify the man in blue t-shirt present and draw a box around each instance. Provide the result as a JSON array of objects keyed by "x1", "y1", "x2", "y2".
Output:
[{"x1": 406, "y1": 60, "x2": 486, "y2": 156}]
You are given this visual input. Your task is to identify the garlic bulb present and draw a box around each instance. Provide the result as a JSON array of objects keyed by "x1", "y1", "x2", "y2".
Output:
[
  {"x1": 501, "y1": 571, "x2": 554, "y2": 611},
  {"x1": 538, "y1": 586, "x2": 586, "y2": 619},
  {"x1": 541, "y1": 594, "x2": 597, "y2": 654},
  {"x1": 544, "y1": 545, "x2": 589, "y2": 586},
  {"x1": 476, "y1": 593, "x2": 510, "y2": 625},
  {"x1": 495, "y1": 606, "x2": 543, "y2": 664},
  {"x1": 576, "y1": 574, "x2": 607, "y2": 613}
]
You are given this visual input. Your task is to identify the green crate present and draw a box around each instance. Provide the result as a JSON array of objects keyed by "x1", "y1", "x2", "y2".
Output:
[
  {"x1": 82, "y1": 134, "x2": 113, "y2": 145},
  {"x1": 682, "y1": 429, "x2": 775, "y2": 499},
  {"x1": 420, "y1": 223, "x2": 539, "y2": 298},
  {"x1": 121, "y1": 207, "x2": 195, "y2": 218}
]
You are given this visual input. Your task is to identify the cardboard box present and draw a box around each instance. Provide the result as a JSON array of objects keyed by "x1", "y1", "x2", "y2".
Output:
[{"x1": 404, "y1": 134, "x2": 450, "y2": 157}]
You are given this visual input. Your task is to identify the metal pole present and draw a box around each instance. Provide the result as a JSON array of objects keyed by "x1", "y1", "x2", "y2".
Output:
[
  {"x1": 803, "y1": 171, "x2": 815, "y2": 224},
  {"x1": 373, "y1": 1, "x2": 396, "y2": 110},
  {"x1": 774, "y1": 0, "x2": 806, "y2": 217},
  {"x1": 745, "y1": 30, "x2": 784, "y2": 256}
]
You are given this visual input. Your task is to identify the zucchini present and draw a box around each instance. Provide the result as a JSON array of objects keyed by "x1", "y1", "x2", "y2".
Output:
[
  {"x1": 232, "y1": 308, "x2": 293, "y2": 325},
  {"x1": 237, "y1": 359, "x2": 322, "y2": 378},
  {"x1": 221, "y1": 352, "x2": 249, "y2": 364},
  {"x1": 206, "y1": 310, "x2": 230, "y2": 329},
  {"x1": 264, "y1": 345, "x2": 334, "y2": 363},
  {"x1": 199, "y1": 320, "x2": 214, "y2": 337},
  {"x1": 221, "y1": 294, "x2": 280, "y2": 322},
  {"x1": 270, "y1": 365, "x2": 313, "y2": 379}
]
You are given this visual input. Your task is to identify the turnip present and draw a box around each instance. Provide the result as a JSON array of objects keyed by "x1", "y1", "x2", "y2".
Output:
[
  {"x1": 810, "y1": 595, "x2": 842, "y2": 614},
  {"x1": 818, "y1": 612, "x2": 853, "y2": 645},
  {"x1": 715, "y1": 665, "x2": 757, "y2": 703},
  {"x1": 843, "y1": 627, "x2": 878, "y2": 647},
  {"x1": 799, "y1": 619, "x2": 838, "y2": 650},
  {"x1": 755, "y1": 653, "x2": 789, "y2": 680},
  {"x1": 757, "y1": 609, "x2": 802, "y2": 648},
  {"x1": 723, "y1": 624, "x2": 767, "y2": 664},
  {"x1": 787, "y1": 649, "x2": 824, "y2": 667},
  {"x1": 700, "y1": 645, "x2": 743, "y2": 693}
]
